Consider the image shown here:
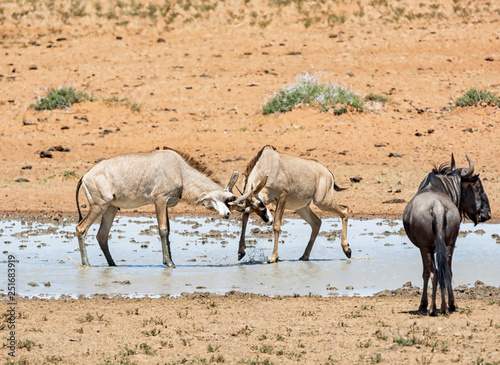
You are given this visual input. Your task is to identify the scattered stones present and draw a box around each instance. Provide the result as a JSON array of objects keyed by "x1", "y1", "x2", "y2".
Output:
[
  {"x1": 48, "y1": 145, "x2": 70, "y2": 152},
  {"x1": 39, "y1": 150, "x2": 53, "y2": 158},
  {"x1": 74, "y1": 115, "x2": 88, "y2": 121},
  {"x1": 382, "y1": 198, "x2": 406, "y2": 204},
  {"x1": 388, "y1": 152, "x2": 402, "y2": 158}
]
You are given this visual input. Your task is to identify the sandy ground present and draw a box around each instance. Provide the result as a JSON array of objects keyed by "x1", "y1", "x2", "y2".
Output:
[{"x1": 1, "y1": 0, "x2": 500, "y2": 363}]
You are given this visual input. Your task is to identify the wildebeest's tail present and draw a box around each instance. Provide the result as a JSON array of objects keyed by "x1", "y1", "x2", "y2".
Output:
[
  {"x1": 433, "y1": 213, "x2": 452, "y2": 295},
  {"x1": 76, "y1": 178, "x2": 84, "y2": 223}
]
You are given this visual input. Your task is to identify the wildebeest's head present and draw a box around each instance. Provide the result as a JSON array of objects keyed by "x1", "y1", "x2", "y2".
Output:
[{"x1": 457, "y1": 156, "x2": 491, "y2": 225}]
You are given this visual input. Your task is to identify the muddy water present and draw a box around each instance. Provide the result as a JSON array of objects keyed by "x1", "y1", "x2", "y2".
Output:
[{"x1": 1, "y1": 216, "x2": 499, "y2": 299}]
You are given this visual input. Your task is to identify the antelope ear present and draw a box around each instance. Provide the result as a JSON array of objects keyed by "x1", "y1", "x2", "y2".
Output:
[{"x1": 254, "y1": 175, "x2": 268, "y2": 194}]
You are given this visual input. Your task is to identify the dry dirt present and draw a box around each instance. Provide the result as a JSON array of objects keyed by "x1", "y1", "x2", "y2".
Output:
[{"x1": 1, "y1": 0, "x2": 500, "y2": 363}]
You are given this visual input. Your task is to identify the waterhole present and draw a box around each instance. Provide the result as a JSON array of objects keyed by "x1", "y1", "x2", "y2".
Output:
[{"x1": 2, "y1": 216, "x2": 499, "y2": 299}]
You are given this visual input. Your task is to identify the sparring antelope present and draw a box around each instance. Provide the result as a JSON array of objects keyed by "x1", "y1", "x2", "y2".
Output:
[
  {"x1": 76, "y1": 148, "x2": 248, "y2": 268},
  {"x1": 235, "y1": 145, "x2": 351, "y2": 263},
  {"x1": 403, "y1": 155, "x2": 490, "y2": 315}
]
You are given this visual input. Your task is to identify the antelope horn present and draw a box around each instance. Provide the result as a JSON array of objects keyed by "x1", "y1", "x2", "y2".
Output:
[
  {"x1": 450, "y1": 153, "x2": 456, "y2": 171},
  {"x1": 229, "y1": 184, "x2": 254, "y2": 205},
  {"x1": 225, "y1": 171, "x2": 239, "y2": 193},
  {"x1": 254, "y1": 175, "x2": 268, "y2": 194},
  {"x1": 462, "y1": 155, "x2": 474, "y2": 179}
]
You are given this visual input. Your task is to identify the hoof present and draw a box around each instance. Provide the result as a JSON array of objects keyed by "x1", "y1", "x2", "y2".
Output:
[
  {"x1": 268, "y1": 257, "x2": 279, "y2": 263},
  {"x1": 238, "y1": 252, "x2": 246, "y2": 261},
  {"x1": 344, "y1": 248, "x2": 352, "y2": 259},
  {"x1": 449, "y1": 304, "x2": 456, "y2": 313},
  {"x1": 164, "y1": 261, "x2": 176, "y2": 268},
  {"x1": 418, "y1": 305, "x2": 428, "y2": 315},
  {"x1": 299, "y1": 256, "x2": 309, "y2": 261}
]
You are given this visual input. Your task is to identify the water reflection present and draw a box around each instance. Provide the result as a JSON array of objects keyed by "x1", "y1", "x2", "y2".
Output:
[{"x1": 1, "y1": 216, "x2": 499, "y2": 298}]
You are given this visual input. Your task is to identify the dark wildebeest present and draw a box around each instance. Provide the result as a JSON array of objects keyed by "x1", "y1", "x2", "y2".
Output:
[
  {"x1": 234, "y1": 145, "x2": 351, "y2": 263},
  {"x1": 403, "y1": 155, "x2": 491, "y2": 315},
  {"x1": 76, "y1": 148, "x2": 249, "y2": 268}
]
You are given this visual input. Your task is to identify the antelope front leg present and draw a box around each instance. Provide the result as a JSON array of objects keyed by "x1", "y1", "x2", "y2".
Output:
[
  {"x1": 269, "y1": 192, "x2": 287, "y2": 263},
  {"x1": 238, "y1": 212, "x2": 250, "y2": 261},
  {"x1": 154, "y1": 198, "x2": 176, "y2": 268}
]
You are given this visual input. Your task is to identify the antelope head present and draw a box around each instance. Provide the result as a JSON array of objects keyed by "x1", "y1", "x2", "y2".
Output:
[
  {"x1": 231, "y1": 175, "x2": 274, "y2": 225},
  {"x1": 202, "y1": 171, "x2": 239, "y2": 219}
]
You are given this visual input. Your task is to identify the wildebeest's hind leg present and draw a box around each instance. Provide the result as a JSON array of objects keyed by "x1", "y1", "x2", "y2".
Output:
[
  {"x1": 295, "y1": 206, "x2": 321, "y2": 261},
  {"x1": 96, "y1": 206, "x2": 119, "y2": 266},
  {"x1": 418, "y1": 248, "x2": 433, "y2": 314},
  {"x1": 76, "y1": 203, "x2": 110, "y2": 266},
  {"x1": 269, "y1": 192, "x2": 287, "y2": 263},
  {"x1": 447, "y1": 244, "x2": 456, "y2": 312},
  {"x1": 153, "y1": 198, "x2": 176, "y2": 268}
]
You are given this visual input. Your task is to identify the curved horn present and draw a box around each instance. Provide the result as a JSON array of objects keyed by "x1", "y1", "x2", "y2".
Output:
[
  {"x1": 225, "y1": 171, "x2": 239, "y2": 192},
  {"x1": 254, "y1": 175, "x2": 268, "y2": 194},
  {"x1": 229, "y1": 184, "x2": 254, "y2": 205},
  {"x1": 450, "y1": 153, "x2": 456, "y2": 171},
  {"x1": 462, "y1": 155, "x2": 474, "y2": 179}
]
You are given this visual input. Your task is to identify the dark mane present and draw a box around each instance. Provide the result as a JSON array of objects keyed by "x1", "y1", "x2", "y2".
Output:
[
  {"x1": 432, "y1": 162, "x2": 454, "y2": 175},
  {"x1": 244, "y1": 145, "x2": 275, "y2": 179},
  {"x1": 418, "y1": 162, "x2": 462, "y2": 208},
  {"x1": 160, "y1": 146, "x2": 216, "y2": 180}
]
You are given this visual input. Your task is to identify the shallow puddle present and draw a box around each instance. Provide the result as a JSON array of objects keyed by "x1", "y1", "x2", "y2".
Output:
[{"x1": 1, "y1": 216, "x2": 499, "y2": 298}]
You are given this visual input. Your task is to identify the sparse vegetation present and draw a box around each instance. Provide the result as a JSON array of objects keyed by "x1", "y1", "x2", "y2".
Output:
[
  {"x1": 263, "y1": 73, "x2": 364, "y2": 115},
  {"x1": 455, "y1": 88, "x2": 500, "y2": 107},
  {"x1": 32, "y1": 87, "x2": 93, "y2": 111}
]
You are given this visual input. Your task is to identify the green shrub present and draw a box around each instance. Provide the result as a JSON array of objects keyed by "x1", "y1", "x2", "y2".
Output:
[
  {"x1": 456, "y1": 88, "x2": 500, "y2": 107},
  {"x1": 33, "y1": 87, "x2": 93, "y2": 110},
  {"x1": 263, "y1": 73, "x2": 364, "y2": 115}
]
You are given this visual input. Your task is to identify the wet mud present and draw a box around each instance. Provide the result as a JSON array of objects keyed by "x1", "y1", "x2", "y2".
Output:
[{"x1": 1, "y1": 215, "x2": 499, "y2": 300}]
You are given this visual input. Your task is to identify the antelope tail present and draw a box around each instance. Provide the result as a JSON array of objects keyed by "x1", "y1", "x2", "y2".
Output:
[
  {"x1": 76, "y1": 178, "x2": 84, "y2": 223},
  {"x1": 330, "y1": 171, "x2": 348, "y2": 192},
  {"x1": 334, "y1": 183, "x2": 348, "y2": 192},
  {"x1": 433, "y1": 213, "x2": 452, "y2": 294}
]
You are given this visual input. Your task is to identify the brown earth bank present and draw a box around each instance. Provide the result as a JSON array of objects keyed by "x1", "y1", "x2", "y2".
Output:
[
  {"x1": 0, "y1": 0, "x2": 499, "y2": 220},
  {"x1": 2, "y1": 290, "x2": 500, "y2": 365},
  {"x1": 1, "y1": 1, "x2": 500, "y2": 364}
]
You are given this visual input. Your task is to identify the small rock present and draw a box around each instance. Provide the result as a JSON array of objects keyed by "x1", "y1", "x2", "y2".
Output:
[
  {"x1": 346, "y1": 286, "x2": 354, "y2": 290},
  {"x1": 39, "y1": 151, "x2": 53, "y2": 158},
  {"x1": 374, "y1": 143, "x2": 386, "y2": 147},
  {"x1": 28, "y1": 282, "x2": 39, "y2": 287},
  {"x1": 382, "y1": 198, "x2": 406, "y2": 204},
  {"x1": 157, "y1": 38, "x2": 166, "y2": 43},
  {"x1": 61, "y1": 126, "x2": 69, "y2": 130},
  {"x1": 388, "y1": 152, "x2": 402, "y2": 158},
  {"x1": 48, "y1": 145, "x2": 70, "y2": 152},
  {"x1": 402, "y1": 281, "x2": 412, "y2": 287},
  {"x1": 22, "y1": 165, "x2": 32, "y2": 170},
  {"x1": 347, "y1": 71, "x2": 354, "y2": 77},
  {"x1": 44, "y1": 282, "x2": 51, "y2": 287},
  {"x1": 95, "y1": 158, "x2": 105, "y2": 163},
  {"x1": 350, "y1": 177, "x2": 362, "y2": 183},
  {"x1": 485, "y1": 57, "x2": 494, "y2": 62},
  {"x1": 29, "y1": 65, "x2": 38, "y2": 70},
  {"x1": 15, "y1": 178, "x2": 29, "y2": 183}
]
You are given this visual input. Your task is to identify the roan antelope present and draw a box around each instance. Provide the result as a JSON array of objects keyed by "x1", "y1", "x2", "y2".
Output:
[
  {"x1": 235, "y1": 145, "x2": 351, "y2": 263},
  {"x1": 76, "y1": 148, "x2": 247, "y2": 268},
  {"x1": 403, "y1": 155, "x2": 490, "y2": 315}
]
